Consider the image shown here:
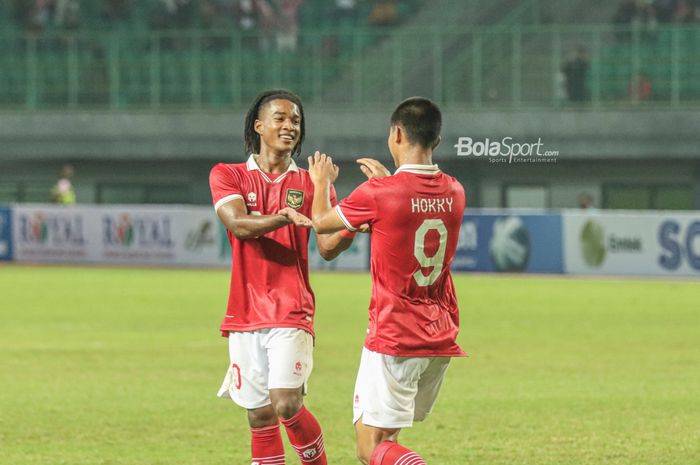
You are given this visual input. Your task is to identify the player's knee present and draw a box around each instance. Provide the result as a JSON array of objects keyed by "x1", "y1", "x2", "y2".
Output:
[
  {"x1": 271, "y1": 395, "x2": 302, "y2": 420},
  {"x1": 247, "y1": 405, "x2": 277, "y2": 428}
]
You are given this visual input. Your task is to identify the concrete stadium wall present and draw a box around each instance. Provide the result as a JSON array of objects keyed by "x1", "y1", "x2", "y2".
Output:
[{"x1": 1, "y1": 108, "x2": 699, "y2": 208}]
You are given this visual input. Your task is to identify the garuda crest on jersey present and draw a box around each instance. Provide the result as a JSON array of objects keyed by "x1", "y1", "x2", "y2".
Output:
[{"x1": 285, "y1": 189, "x2": 304, "y2": 209}]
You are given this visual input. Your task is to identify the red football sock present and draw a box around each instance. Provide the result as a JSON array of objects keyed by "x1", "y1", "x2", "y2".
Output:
[
  {"x1": 251, "y1": 424, "x2": 285, "y2": 465},
  {"x1": 370, "y1": 441, "x2": 426, "y2": 465},
  {"x1": 279, "y1": 406, "x2": 327, "y2": 464}
]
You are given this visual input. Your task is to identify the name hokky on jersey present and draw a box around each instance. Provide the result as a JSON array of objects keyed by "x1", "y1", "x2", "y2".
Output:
[
  {"x1": 209, "y1": 155, "x2": 336, "y2": 336},
  {"x1": 336, "y1": 164, "x2": 466, "y2": 357}
]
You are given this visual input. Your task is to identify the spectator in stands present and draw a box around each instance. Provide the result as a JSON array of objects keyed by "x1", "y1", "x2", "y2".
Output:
[
  {"x1": 634, "y1": 1, "x2": 658, "y2": 41},
  {"x1": 672, "y1": 0, "x2": 696, "y2": 21},
  {"x1": 613, "y1": 0, "x2": 638, "y2": 40},
  {"x1": 235, "y1": 0, "x2": 275, "y2": 50},
  {"x1": 562, "y1": 46, "x2": 590, "y2": 103},
  {"x1": 151, "y1": 0, "x2": 195, "y2": 30},
  {"x1": 613, "y1": 0, "x2": 638, "y2": 24},
  {"x1": 336, "y1": 0, "x2": 358, "y2": 20},
  {"x1": 331, "y1": 0, "x2": 359, "y2": 54},
  {"x1": 12, "y1": 1, "x2": 32, "y2": 30},
  {"x1": 555, "y1": 69, "x2": 568, "y2": 105},
  {"x1": 276, "y1": 0, "x2": 303, "y2": 52},
  {"x1": 235, "y1": 0, "x2": 258, "y2": 48},
  {"x1": 368, "y1": 0, "x2": 399, "y2": 26},
  {"x1": 19, "y1": 0, "x2": 51, "y2": 32},
  {"x1": 102, "y1": 0, "x2": 134, "y2": 24},
  {"x1": 201, "y1": 0, "x2": 230, "y2": 49},
  {"x1": 54, "y1": 0, "x2": 80, "y2": 30},
  {"x1": 255, "y1": 0, "x2": 276, "y2": 50},
  {"x1": 335, "y1": 0, "x2": 360, "y2": 28},
  {"x1": 613, "y1": 0, "x2": 658, "y2": 41},
  {"x1": 577, "y1": 193, "x2": 597, "y2": 210},
  {"x1": 627, "y1": 73, "x2": 653, "y2": 101},
  {"x1": 652, "y1": 0, "x2": 676, "y2": 22},
  {"x1": 50, "y1": 164, "x2": 76, "y2": 205},
  {"x1": 236, "y1": 0, "x2": 256, "y2": 30}
]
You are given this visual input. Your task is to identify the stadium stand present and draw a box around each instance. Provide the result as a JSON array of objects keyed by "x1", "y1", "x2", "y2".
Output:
[
  {"x1": 1, "y1": 0, "x2": 699, "y2": 108},
  {"x1": 0, "y1": 0, "x2": 420, "y2": 108}
]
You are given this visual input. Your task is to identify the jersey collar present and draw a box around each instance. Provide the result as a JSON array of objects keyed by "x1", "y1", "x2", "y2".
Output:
[
  {"x1": 246, "y1": 154, "x2": 299, "y2": 183},
  {"x1": 394, "y1": 164, "x2": 441, "y2": 176}
]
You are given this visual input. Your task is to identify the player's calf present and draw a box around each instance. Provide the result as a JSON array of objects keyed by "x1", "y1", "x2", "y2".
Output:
[
  {"x1": 280, "y1": 405, "x2": 328, "y2": 465},
  {"x1": 251, "y1": 423, "x2": 285, "y2": 465},
  {"x1": 354, "y1": 419, "x2": 400, "y2": 465}
]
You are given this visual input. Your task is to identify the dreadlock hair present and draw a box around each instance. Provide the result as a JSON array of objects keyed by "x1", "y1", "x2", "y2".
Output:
[{"x1": 244, "y1": 89, "x2": 306, "y2": 158}]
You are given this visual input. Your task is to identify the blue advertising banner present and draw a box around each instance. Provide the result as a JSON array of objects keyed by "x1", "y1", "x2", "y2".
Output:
[
  {"x1": 0, "y1": 207, "x2": 12, "y2": 261},
  {"x1": 454, "y1": 212, "x2": 563, "y2": 273}
]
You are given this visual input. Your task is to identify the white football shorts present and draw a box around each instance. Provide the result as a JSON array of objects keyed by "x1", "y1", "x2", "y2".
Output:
[
  {"x1": 353, "y1": 347, "x2": 451, "y2": 429},
  {"x1": 217, "y1": 327, "x2": 314, "y2": 410}
]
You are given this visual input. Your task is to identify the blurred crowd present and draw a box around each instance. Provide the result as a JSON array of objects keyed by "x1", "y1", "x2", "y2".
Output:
[
  {"x1": 613, "y1": 0, "x2": 700, "y2": 31},
  {"x1": 557, "y1": 0, "x2": 700, "y2": 104},
  {"x1": 11, "y1": 0, "x2": 424, "y2": 53},
  {"x1": 10, "y1": 0, "x2": 414, "y2": 51},
  {"x1": 13, "y1": 0, "x2": 82, "y2": 31}
]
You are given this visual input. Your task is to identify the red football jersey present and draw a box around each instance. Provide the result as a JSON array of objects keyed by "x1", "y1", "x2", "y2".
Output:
[
  {"x1": 337, "y1": 164, "x2": 466, "y2": 357},
  {"x1": 209, "y1": 155, "x2": 336, "y2": 336}
]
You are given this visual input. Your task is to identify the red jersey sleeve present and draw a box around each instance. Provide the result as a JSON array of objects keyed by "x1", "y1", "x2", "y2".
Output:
[
  {"x1": 210, "y1": 163, "x2": 244, "y2": 211},
  {"x1": 336, "y1": 180, "x2": 377, "y2": 231}
]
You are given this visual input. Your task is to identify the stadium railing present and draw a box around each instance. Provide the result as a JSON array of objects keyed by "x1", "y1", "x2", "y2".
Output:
[{"x1": 0, "y1": 24, "x2": 698, "y2": 110}]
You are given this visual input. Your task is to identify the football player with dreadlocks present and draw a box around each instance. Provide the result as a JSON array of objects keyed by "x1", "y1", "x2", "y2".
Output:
[{"x1": 210, "y1": 89, "x2": 354, "y2": 465}]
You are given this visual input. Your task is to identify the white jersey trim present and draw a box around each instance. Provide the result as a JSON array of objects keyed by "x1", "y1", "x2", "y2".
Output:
[
  {"x1": 395, "y1": 164, "x2": 440, "y2": 176},
  {"x1": 335, "y1": 205, "x2": 358, "y2": 232},
  {"x1": 215, "y1": 193, "x2": 244, "y2": 211},
  {"x1": 246, "y1": 154, "x2": 299, "y2": 184}
]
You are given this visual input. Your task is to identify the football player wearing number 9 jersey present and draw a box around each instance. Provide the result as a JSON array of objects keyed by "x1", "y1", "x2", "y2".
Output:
[{"x1": 308, "y1": 97, "x2": 467, "y2": 465}]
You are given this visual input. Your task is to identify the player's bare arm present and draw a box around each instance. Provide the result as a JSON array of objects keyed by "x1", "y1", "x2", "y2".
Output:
[
  {"x1": 308, "y1": 151, "x2": 347, "y2": 234},
  {"x1": 217, "y1": 197, "x2": 311, "y2": 240},
  {"x1": 315, "y1": 231, "x2": 354, "y2": 261}
]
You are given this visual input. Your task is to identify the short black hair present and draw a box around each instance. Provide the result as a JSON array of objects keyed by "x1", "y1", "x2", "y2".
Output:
[
  {"x1": 244, "y1": 89, "x2": 305, "y2": 158},
  {"x1": 390, "y1": 97, "x2": 442, "y2": 149}
]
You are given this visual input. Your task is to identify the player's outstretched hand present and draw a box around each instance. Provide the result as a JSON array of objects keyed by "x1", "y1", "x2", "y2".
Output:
[
  {"x1": 308, "y1": 151, "x2": 339, "y2": 185},
  {"x1": 279, "y1": 207, "x2": 312, "y2": 228},
  {"x1": 356, "y1": 158, "x2": 391, "y2": 179}
]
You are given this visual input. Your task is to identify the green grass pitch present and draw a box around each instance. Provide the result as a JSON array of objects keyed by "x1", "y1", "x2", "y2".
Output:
[{"x1": 0, "y1": 265, "x2": 698, "y2": 465}]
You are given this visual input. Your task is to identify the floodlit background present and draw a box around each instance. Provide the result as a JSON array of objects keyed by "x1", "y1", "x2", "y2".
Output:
[{"x1": 0, "y1": 1, "x2": 699, "y2": 464}]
